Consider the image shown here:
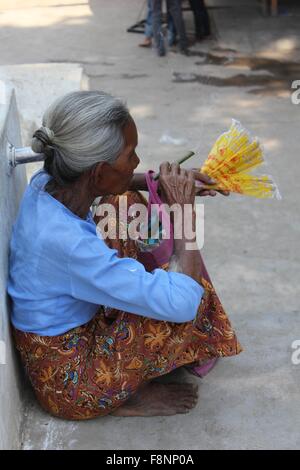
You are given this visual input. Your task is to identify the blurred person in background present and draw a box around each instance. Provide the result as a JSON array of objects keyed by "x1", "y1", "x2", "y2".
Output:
[
  {"x1": 189, "y1": 0, "x2": 211, "y2": 40},
  {"x1": 139, "y1": 0, "x2": 154, "y2": 47},
  {"x1": 139, "y1": 0, "x2": 177, "y2": 49},
  {"x1": 152, "y1": 0, "x2": 189, "y2": 56}
]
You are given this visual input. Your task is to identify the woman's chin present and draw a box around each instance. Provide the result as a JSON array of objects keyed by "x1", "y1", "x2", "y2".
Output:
[
  {"x1": 113, "y1": 186, "x2": 131, "y2": 195},
  {"x1": 110, "y1": 177, "x2": 133, "y2": 195}
]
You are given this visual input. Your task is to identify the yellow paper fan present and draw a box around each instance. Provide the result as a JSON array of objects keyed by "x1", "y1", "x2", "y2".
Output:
[{"x1": 200, "y1": 119, "x2": 281, "y2": 199}]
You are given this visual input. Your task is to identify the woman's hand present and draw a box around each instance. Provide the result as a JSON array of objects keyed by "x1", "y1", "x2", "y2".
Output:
[
  {"x1": 191, "y1": 168, "x2": 230, "y2": 197},
  {"x1": 158, "y1": 162, "x2": 196, "y2": 207},
  {"x1": 129, "y1": 168, "x2": 230, "y2": 197}
]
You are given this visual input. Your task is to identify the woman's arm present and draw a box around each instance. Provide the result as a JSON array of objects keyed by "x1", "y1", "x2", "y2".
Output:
[
  {"x1": 129, "y1": 169, "x2": 229, "y2": 196},
  {"x1": 69, "y1": 234, "x2": 204, "y2": 324},
  {"x1": 128, "y1": 173, "x2": 148, "y2": 191}
]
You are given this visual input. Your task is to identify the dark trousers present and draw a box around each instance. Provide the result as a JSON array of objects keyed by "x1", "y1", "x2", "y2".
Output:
[
  {"x1": 152, "y1": 0, "x2": 188, "y2": 51},
  {"x1": 188, "y1": 0, "x2": 211, "y2": 38}
]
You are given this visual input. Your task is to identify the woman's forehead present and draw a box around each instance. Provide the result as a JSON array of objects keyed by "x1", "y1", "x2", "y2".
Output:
[{"x1": 124, "y1": 119, "x2": 138, "y2": 147}]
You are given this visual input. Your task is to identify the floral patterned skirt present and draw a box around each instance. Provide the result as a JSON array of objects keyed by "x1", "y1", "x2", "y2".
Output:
[{"x1": 12, "y1": 191, "x2": 242, "y2": 420}]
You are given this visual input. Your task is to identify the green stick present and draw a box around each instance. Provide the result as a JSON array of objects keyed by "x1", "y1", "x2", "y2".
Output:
[{"x1": 153, "y1": 151, "x2": 195, "y2": 181}]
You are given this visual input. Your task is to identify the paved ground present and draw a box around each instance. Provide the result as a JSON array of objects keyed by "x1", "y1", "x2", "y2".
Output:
[{"x1": 1, "y1": 0, "x2": 299, "y2": 450}]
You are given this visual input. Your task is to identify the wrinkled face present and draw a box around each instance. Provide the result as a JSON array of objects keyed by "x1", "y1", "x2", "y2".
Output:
[{"x1": 93, "y1": 117, "x2": 140, "y2": 195}]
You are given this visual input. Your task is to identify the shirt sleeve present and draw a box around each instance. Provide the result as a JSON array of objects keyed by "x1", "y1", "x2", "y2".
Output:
[{"x1": 69, "y1": 232, "x2": 204, "y2": 323}]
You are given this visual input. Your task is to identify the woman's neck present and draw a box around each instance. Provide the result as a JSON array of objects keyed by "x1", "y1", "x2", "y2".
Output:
[{"x1": 46, "y1": 174, "x2": 95, "y2": 220}]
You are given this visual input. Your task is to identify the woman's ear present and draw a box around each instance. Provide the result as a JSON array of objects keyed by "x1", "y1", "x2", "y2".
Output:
[
  {"x1": 90, "y1": 161, "x2": 116, "y2": 195},
  {"x1": 92, "y1": 161, "x2": 112, "y2": 185}
]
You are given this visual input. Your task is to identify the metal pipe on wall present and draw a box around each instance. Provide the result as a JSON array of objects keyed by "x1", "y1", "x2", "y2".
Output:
[{"x1": 9, "y1": 145, "x2": 44, "y2": 168}]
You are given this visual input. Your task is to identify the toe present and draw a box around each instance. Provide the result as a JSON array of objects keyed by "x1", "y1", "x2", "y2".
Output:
[{"x1": 177, "y1": 404, "x2": 192, "y2": 414}]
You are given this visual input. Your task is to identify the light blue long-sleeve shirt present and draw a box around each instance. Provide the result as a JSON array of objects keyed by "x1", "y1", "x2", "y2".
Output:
[{"x1": 7, "y1": 169, "x2": 204, "y2": 336}]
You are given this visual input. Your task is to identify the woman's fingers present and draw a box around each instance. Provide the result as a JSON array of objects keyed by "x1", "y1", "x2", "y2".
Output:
[
  {"x1": 196, "y1": 187, "x2": 229, "y2": 197},
  {"x1": 196, "y1": 189, "x2": 211, "y2": 197},
  {"x1": 180, "y1": 168, "x2": 188, "y2": 178},
  {"x1": 218, "y1": 190, "x2": 230, "y2": 196},
  {"x1": 196, "y1": 188, "x2": 230, "y2": 197},
  {"x1": 158, "y1": 165, "x2": 230, "y2": 197},
  {"x1": 171, "y1": 162, "x2": 181, "y2": 175},
  {"x1": 192, "y1": 169, "x2": 230, "y2": 197},
  {"x1": 187, "y1": 169, "x2": 195, "y2": 181},
  {"x1": 192, "y1": 169, "x2": 215, "y2": 185},
  {"x1": 200, "y1": 190, "x2": 216, "y2": 197},
  {"x1": 159, "y1": 161, "x2": 171, "y2": 175}
]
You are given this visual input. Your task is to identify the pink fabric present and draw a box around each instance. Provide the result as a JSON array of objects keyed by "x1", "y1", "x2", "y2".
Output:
[
  {"x1": 137, "y1": 170, "x2": 174, "y2": 271},
  {"x1": 138, "y1": 172, "x2": 221, "y2": 378},
  {"x1": 186, "y1": 358, "x2": 219, "y2": 378}
]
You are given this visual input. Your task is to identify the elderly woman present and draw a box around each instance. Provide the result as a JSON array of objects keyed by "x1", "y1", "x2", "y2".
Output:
[{"x1": 8, "y1": 91, "x2": 241, "y2": 420}]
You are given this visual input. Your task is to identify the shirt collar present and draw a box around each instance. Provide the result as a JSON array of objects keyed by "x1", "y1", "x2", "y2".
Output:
[{"x1": 29, "y1": 169, "x2": 94, "y2": 223}]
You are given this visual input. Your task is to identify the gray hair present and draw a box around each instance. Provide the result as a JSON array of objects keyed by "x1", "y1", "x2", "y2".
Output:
[{"x1": 32, "y1": 90, "x2": 131, "y2": 186}]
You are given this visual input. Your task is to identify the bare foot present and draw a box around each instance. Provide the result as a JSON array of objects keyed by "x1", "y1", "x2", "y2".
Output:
[
  {"x1": 111, "y1": 382, "x2": 198, "y2": 417},
  {"x1": 139, "y1": 38, "x2": 152, "y2": 48}
]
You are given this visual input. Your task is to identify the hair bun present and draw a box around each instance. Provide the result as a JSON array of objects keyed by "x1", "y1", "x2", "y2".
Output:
[{"x1": 32, "y1": 126, "x2": 55, "y2": 153}]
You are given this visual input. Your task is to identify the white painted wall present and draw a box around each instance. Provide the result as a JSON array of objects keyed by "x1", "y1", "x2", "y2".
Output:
[
  {"x1": 0, "y1": 64, "x2": 83, "y2": 449},
  {"x1": 0, "y1": 63, "x2": 86, "y2": 182},
  {"x1": 0, "y1": 63, "x2": 85, "y2": 147},
  {"x1": 0, "y1": 84, "x2": 27, "y2": 450}
]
